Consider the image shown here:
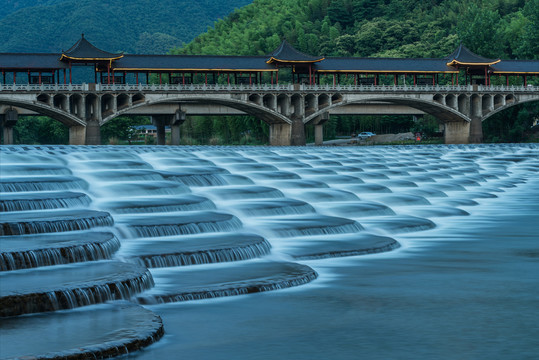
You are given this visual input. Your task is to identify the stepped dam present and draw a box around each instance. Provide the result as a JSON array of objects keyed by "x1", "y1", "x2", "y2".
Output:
[{"x1": 1, "y1": 143, "x2": 538, "y2": 359}]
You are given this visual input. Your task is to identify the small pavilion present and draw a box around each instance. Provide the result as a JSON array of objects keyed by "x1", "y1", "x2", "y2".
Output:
[
  {"x1": 266, "y1": 40, "x2": 325, "y2": 85},
  {"x1": 60, "y1": 34, "x2": 123, "y2": 84}
]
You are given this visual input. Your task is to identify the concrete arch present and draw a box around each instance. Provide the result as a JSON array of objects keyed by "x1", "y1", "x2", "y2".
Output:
[
  {"x1": 101, "y1": 95, "x2": 293, "y2": 126},
  {"x1": 0, "y1": 97, "x2": 86, "y2": 126},
  {"x1": 481, "y1": 97, "x2": 539, "y2": 123},
  {"x1": 304, "y1": 96, "x2": 472, "y2": 124}
]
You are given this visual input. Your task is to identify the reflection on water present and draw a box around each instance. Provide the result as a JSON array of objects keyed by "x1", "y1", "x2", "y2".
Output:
[{"x1": 0, "y1": 143, "x2": 538, "y2": 359}]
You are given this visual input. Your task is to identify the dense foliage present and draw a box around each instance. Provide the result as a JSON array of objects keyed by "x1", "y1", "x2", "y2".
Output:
[
  {"x1": 175, "y1": 0, "x2": 538, "y2": 61},
  {"x1": 0, "y1": 0, "x2": 253, "y2": 54}
]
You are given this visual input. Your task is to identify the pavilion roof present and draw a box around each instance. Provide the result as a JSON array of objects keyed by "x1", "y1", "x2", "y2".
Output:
[
  {"x1": 315, "y1": 57, "x2": 457, "y2": 73},
  {"x1": 445, "y1": 44, "x2": 500, "y2": 66},
  {"x1": 60, "y1": 34, "x2": 123, "y2": 61},
  {"x1": 491, "y1": 60, "x2": 539, "y2": 74},
  {"x1": 0, "y1": 53, "x2": 67, "y2": 70},
  {"x1": 112, "y1": 54, "x2": 277, "y2": 72},
  {"x1": 266, "y1": 40, "x2": 324, "y2": 64}
]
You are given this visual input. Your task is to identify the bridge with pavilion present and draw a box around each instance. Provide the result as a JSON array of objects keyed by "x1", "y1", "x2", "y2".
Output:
[{"x1": 1, "y1": 35, "x2": 538, "y2": 145}]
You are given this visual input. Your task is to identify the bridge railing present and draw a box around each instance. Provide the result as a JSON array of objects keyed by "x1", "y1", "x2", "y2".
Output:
[{"x1": 0, "y1": 82, "x2": 537, "y2": 93}]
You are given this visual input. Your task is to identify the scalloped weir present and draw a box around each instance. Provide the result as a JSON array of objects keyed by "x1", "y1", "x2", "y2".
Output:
[
  {"x1": 0, "y1": 209, "x2": 114, "y2": 235},
  {"x1": 0, "y1": 231, "x2": 120, "y2": 271},
  {"x1": 0, "y1": 191, "x2": 92, "y2": 212},
  {"x1": 0, "y1": 303, "x2": 164, "y2": 360},
  {"x1": 0, "y1": 176, "x2": 88, "y2": 192},
  {"x1": 0, "y1": 261, "x2": 154, "y2": 317},
  {"x1": 137, "y1": 261, "x2": 318, "y2": 304},
  {"x1": 122, "y1": 233, "x2": 271, "y2": 268},
  {"x1": 119, "y1": 212, "x2": 243, "y2": 237},
  {"x1": 99, "y1": 194, "x2": 216, "y2": 214},
  {"x1": 255, "y1": 215, "x2": 364, "y2": 237}
]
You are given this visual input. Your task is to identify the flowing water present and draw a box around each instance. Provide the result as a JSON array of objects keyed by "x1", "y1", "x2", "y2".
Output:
[{"x1": 0, "y1": 144, "x2": 538, "y2": 359}]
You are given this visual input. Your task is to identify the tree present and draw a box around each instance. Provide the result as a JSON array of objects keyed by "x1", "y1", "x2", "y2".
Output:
[{"x1": 456, "y1": 3, "x2": 504, "y2": 58}]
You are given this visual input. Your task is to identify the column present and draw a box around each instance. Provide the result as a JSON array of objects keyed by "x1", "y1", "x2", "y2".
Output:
[
  {"x1": 1, "y1": 109, "x2": 18, "y2": 145},
  {"x1": 69, "y1": 125, "x2": 86, "y2": 145},
  {"x1": 269, "y1": 122, "x2": 292, "y2": 146},
  {"x1": 151, "y1": 115, "x2": 168, "y2": 145},
  {"x1": 85, "y1": 120, "x2": 101, "y2": 145},
  {"x1": 444, "y1": 120, "x2": 470, "y2": 144},
  {"x1": 170, "y1": 110, "x2": 186, "y2": 145}
]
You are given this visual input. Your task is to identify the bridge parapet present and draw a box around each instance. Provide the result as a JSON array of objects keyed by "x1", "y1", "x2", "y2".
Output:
[{"x1": 1, "y1": 82, "x2": 537, "y2": 94}]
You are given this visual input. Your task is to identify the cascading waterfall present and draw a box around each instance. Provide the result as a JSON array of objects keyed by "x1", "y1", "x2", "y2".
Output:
[{"x1": 1, "y1": 143, "x2": 537, "y2": 359}]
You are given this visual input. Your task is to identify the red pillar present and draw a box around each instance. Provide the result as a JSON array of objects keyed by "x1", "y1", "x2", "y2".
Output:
[
  {"x1": 63, "y1": 69, "x2": 66, "y2": 84},
  {"x1": 69, "y1": 61, "x2": 72, "y2": 84},
  {"x1": 524, "y1": 75, "x2": 527, "y2": 87},
  {"x1": 160, "y1": 73, "x2": 162, "y2": 85},
  {"x1": 333, "y1": 74, "x2": 336, "y2": 86},
  {"x1": 107, "y1": 62, "x2": 110, "y2": 84},
  {"x1": 13, "y1": 72, "x2": 16, "y2": 84},
  {"x1": 39, "y1": 72, "x2": 42, "y2": 84},
  {"x1": 506, "y1": 75, "x2": 509, "y2": 86},
  {"x1": 136, "y1": 73, "x2": 139, "y2": 84}
]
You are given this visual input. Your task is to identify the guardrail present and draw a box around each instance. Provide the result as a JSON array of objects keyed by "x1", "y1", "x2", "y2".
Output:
[{"x1": 0, "y1": 82, "x2": 537, "y2": 93}]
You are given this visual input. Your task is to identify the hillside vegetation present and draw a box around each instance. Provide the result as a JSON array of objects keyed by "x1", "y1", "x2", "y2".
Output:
[
  {"x1": 176, "y1": 0, "x2": 538, "y2": 60},
  {"x1": 0, "y1": 0, "x2": 253, "y2": 53}
]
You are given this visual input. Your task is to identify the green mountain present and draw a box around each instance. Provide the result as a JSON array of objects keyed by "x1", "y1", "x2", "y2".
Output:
[
  {"x1": 175, "y1": 0, "x2": 538, "y2": 60},
  {"x1": 0, "y1": 0, "x2": 254, "y2": 54}
]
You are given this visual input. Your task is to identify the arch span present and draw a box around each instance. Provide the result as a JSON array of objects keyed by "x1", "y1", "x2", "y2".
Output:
[
  {"x1": 0, "y1": 97, "x2": 86, "y2": 126},
  {"x1": 101, "y1": 96, "x2": 293, "y2": 126},
  {"x1": 481, "y1": 98, "x2": 539, "y2": 123},
  {"x1": 304, "y1": 96, "x2": 472, "y2": 125}
]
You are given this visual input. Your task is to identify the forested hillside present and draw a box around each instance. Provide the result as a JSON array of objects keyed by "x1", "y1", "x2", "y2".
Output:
[
  {"x1": 0, "y1": 0, "x2": 253, "y2": 54},
  {"x1": 176, "y1": 0, "x2": 538, "y2": 60}
]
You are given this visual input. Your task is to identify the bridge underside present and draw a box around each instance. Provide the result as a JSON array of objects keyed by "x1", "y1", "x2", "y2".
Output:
[{"x1": 1, "y1": 87, "x2": 537, "y2": 146}]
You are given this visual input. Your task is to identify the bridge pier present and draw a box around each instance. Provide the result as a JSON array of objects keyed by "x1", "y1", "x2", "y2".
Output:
[
  {"x1": 313, "y1": 113, "x2": 330, "y2": 146},
  {"x1": 444, "y1": 120, "x2": 470, "y2": 144},
  {"x1": 151, "y1": 115, "x2": 170, "y2": 145},
  {"x1": 85, "y1": 120, "x2": 101, "y2": 145},
  {"x1": 469, "y1": 116, "x2": 483, "y2": 143},
  {"x1": 1, "y1": 109, "x2": 18, "y2": 144},
  {"x1": 170, "y1": 110, "x2": 186, "y2": 145},
  {"x1": 69, "y1": 125, "x2": 86, "y2": 145}
]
